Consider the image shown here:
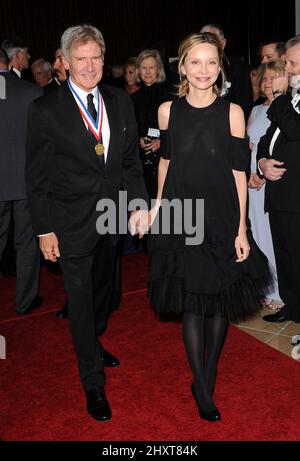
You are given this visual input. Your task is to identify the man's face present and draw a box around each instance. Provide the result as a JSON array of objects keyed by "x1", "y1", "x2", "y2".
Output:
[
  {"x1": 63, "y1": 40, "x2": 103, "y2": 91},
  {"x1": 32, "y1": 64, "x2": 51, "y2": 87},
  {"x1": 15, "y1": 48, "x2": 30, "y2": 70},
  {"x1": 53, "y1": 48, "x2": 67, "y2": 82},
  {"x1": 285, "y1": 43, "x2": 300, "y2": 82},
  {"x1": 260, "y1": 43, "x2": 279, "y2": 64}
]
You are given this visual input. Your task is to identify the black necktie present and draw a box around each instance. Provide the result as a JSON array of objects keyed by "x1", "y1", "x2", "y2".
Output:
[{"x1": 87, "y1": 93, "x2": 97, "y2": 121}]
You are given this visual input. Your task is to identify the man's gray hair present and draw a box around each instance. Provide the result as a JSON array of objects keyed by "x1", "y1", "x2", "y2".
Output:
[
  {"x1": 31, "y1": 58, "x2": 52, "y2": 73},
  {"x1": 286, "y1": 34, "x2": 300, "y2": 50},
  {"x1": 61, "y1": 24, "x2": 105, "y2": 59},
  {"x1": 1, "y1": 37, "x2": 29, "y2": 61}
]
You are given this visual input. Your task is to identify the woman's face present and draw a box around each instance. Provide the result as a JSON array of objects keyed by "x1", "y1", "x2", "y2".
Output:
[
  {"x1": 139, "y1": 57, "x2": 158, "y2": 85},
  {"x1": 261, "y1": 68, "x2": 287, "y2": 98},
  {"x1": 124, "y1": 64, "x2": 136, "y2": 86},
  {"x1": 182, "y1": 42, "x2": 220, "y2": 92},
  {"x1": 261, "y1": 69, "x2": 276, "y2": 98}
]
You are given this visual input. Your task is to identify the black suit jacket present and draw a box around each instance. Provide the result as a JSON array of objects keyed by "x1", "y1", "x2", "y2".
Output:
[
  {"x1": 257, "y1": 94, "x2": 300, "y2": 213},
  {"x1": 43, "y1": 78, "x2": 60, "y2": 94},
  {"x1": 0, "y1": 72, "x2": 42, "y2": 201},
  {"x1": 26, "y1": 82, "x2": 148, "y2": 255},
  {"x1": 223, "y1": 55, "x2": 253, "y2": 123}
]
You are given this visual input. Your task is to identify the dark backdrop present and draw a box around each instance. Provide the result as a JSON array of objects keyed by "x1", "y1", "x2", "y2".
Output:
[{"x1": 0, "y1": 0, "x2": 295, "y2": 66}]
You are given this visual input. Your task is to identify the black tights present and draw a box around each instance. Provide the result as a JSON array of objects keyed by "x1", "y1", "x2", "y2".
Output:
[{"x1": 182, "y1": 312, "x2": 228, "y2": 411}]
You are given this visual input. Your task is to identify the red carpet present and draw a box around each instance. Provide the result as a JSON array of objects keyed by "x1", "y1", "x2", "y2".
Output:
[{"x1": 1, "y1": 253, "x2": 300, "y2": 441}]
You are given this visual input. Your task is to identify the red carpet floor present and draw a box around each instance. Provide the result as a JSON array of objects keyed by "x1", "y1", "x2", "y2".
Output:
[{"x1": 1, "y1": 253, "x2": 300, "y2": 441}]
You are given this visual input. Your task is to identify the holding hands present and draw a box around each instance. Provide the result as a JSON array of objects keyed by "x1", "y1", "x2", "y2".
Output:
[{"x1": 39, "y1": 233, "x2": 60, "y2": 262}]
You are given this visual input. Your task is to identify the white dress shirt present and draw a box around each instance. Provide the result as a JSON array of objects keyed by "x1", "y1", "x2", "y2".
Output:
[{"x1": 11, "y1": 67, "x2": 21, "y2": 78}]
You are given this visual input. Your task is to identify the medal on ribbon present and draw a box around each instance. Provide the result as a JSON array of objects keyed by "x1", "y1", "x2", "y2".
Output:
[{"x1": 68, "y1": 79, "x2": 105, "y2": 156}]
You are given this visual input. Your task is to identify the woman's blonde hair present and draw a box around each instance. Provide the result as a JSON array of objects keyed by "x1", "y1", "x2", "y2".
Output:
[
  {"x1": 124, "y1": 57, "x2": 137, "y2": 71},
  {"x1": 178, "y1": 32, "x2": 225, "y2": 97},
  {"x1": 257, "y1": 59, "x2": 286, "y2": 95},
  {"x1": 135, "y1": 49, "x2": 166, "y2": 83}
]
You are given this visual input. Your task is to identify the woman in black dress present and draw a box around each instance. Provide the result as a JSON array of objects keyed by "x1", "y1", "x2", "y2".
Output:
[{"x1": 148, "y1": 33, "x2": 271, "y2": 422}]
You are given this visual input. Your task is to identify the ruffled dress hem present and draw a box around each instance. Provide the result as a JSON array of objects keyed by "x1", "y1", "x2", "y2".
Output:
[{"x1": 148, "y1": 274, "x2": 272, "y2": 324}]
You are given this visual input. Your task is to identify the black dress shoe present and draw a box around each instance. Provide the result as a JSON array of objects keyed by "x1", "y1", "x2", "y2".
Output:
[
  {"x1": 85, "y1": 388, "x2": 112, "y2": 422},
  {"x1": 55, "y1": 300, "x2": 68, "y2": 319},
  {"x1": 263, "y1": 308, "x2": 288, "y2": 323},
  {"x1": 16, "y1": 295, "x2": 43, "y2": 315},
  {"x1": 191, "y1": 384, "x2": 221, "y2": 422},
  {"x1": 100, "y1": 346, "x2": 120, "y2": 368}
]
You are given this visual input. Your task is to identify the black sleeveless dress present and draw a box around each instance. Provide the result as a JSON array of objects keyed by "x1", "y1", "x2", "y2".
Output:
[{"x1": 148, "y1": 96, "x2": 272, "y2": 323}]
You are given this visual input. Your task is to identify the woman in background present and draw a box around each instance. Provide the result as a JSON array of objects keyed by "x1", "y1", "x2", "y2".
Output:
[
  {"x1": 247, "y1": 60, "x2": 288, "y2": 310},
  {"x1": 132, "y1": 49, "x2": 172, "y2": 199},
  {"x1": 124, "y1": 57, "x2": 139, "y2": 95}
]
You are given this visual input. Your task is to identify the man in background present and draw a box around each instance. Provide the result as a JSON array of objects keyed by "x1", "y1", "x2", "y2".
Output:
[
  {"x1": 0, "y1": 48, "x2": 42, "y2": 315},
  {"x1": 200, "y1": 23, "x2": 253, "y2": 122},
  {"x1": 259, "y1": 39, "x2": 286, "y2": 64},
  {"x1": 1, "y1": 36, "x2": 30, "y2": 79},
  {"x1": 257, "y1": 35, "x2": 300, "y2": 325}
]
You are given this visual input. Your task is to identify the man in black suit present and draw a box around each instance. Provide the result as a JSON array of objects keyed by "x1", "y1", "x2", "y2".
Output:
[
  {"x1": 257, "y1": 35, "x2": 300, "y2": 324},
  {"x1": 1, "y1": 37, "x2": 30, "y2": 79},
  {"x1": 200, "y1": 23, "x2": 253, "y2": 122},
  {"x1": 0, "y1": 38, "x2": 32, "y2": 275},
  {"x1": 0, "y1": 48, "x2": 42, "y2": 314},
  {"x1": 26, "y1": 25, "x2": 149, "y2": 422},
  {"x1": 31, "y1": 58, "x2": 59, "y2": 94}
]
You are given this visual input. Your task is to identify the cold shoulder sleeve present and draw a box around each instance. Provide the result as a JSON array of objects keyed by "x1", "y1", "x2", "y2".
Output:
[
  {"x1": 160, "y1": 129, "x2": 170, "y2": 160},
  {"x1": 231, "y1": 136, "x2": 250, "y2": 172}
]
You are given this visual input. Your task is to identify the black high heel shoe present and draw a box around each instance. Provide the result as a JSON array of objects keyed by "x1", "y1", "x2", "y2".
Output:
[{"x1": 191, "y1": 384, "x2": 221, "y2": 422}]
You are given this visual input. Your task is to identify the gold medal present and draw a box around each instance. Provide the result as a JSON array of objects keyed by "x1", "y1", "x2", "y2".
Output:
[{"x1": 95, "y1": 143, "x2": 105, "y2": 155}]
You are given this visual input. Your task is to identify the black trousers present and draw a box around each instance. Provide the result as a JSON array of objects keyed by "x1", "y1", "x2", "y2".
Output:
[
  {"x1": 0, "y1": 200, "x2": 40, "y2": 313},
  {"x1": 0, "y1": 213, "x2": 16, "y2": 275},
  {"x1": 59, "y1": 236, "x2": 119, "y2": 391},
  {"x1": 269, "y1": 210, "x2": 300, "y2": 322}
]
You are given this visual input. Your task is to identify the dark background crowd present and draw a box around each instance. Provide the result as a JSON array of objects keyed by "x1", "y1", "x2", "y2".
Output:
[{"x1": 0, "y1": 0, "x2": 295, "y2": 69}]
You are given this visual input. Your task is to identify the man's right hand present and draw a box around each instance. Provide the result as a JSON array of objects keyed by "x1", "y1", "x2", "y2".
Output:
[
  {"x1": 259, "y1": 158, "x2": 286, "y2": 181},
  {"x1": 39, "y1": 233, "x2": 60, "y2": 262}
]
